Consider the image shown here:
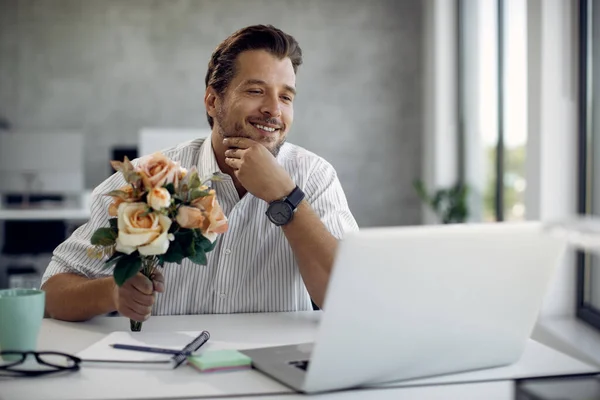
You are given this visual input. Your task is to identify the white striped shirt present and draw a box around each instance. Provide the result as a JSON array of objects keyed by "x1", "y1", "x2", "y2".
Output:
[{"x1": 42, "y1": 137, "x2": 359, "y2": 315}]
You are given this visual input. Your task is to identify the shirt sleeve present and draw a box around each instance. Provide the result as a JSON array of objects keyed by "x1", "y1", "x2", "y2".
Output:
[
  {"x1": 40, "y1": 172, "x2": 127, "y2": 287},
  {"x1": 304, "y1": 158, "x2": 359, "y2": 240}
]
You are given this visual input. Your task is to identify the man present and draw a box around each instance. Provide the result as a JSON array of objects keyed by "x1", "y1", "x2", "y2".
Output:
[{"x1": 42, "y1": 25, "x2": 358, "y2": 322}]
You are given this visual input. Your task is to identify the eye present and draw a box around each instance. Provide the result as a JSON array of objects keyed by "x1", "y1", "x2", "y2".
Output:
[
  {"x1": 247, "y1": 89, "x2": 262, "y2": 95},
  {"x1": 281, "y1": 95, "x2": 293, "y2": 103}
]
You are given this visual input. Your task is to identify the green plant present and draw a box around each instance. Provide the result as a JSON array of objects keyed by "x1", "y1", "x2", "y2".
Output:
[{"x1": 413, "y1": 180, "x2": 469, "y2": 224}]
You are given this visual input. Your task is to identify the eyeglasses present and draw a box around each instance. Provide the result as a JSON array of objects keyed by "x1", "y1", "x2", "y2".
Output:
[
  {"x1": 0, "y1": 350, "x2": 179, "y2": 378},
  {"x1": 0, "y1": 351, "x2": 81, "y2": 377}
]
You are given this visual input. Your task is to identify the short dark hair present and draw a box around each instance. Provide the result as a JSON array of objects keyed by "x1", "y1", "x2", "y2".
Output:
[{"x1": 205, "y1": 25, "x2": 303, "y2": 128}]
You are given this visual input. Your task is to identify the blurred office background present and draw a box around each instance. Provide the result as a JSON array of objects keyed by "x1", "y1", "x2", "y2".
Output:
[
  {"x1": 2, "y1": 0, "x2": 600, "y2": 349},
  {"x1": 0, "y1": 0, "x2": 425, "y2": 287}
]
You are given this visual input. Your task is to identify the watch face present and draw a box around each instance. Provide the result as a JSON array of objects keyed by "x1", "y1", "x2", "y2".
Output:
[{"x1": 267, "y1": 201, "x2": 293, "y2": 225}]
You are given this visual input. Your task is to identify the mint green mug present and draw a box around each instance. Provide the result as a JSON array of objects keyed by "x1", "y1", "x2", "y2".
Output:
[{"x1": 0, "y1": 289, "x2": 45, "y2": 355}]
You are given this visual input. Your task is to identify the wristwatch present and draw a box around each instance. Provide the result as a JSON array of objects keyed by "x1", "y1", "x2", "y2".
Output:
[{"x1": 265, "y1": 186, "x2": 305, "y2": 226}]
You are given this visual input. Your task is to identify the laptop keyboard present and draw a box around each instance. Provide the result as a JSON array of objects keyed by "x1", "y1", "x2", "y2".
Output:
[{"x1": 289, "y1": 360, "x2": 310, "y2": 371}]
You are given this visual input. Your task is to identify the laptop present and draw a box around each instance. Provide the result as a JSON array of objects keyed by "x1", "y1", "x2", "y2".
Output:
[{"x1": 240, "y1": 222, "x2": 567, "y2": 393}]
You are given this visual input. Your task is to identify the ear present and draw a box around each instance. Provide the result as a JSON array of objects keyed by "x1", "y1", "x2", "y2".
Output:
[{"x1": 204, "y1": 87, "x2": 220, "y2": 119}]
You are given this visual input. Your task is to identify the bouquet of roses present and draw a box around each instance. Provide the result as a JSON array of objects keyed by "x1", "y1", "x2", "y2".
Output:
[{"x1": 87, "y1": 152, "x2": 228, "y2": 331}]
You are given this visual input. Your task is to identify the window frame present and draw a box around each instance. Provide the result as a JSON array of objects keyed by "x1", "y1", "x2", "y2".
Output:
[
  {"x1": 576, "y1": 0, "x2": 600, "y2": 331},
  {"x1": 457, "y1": 0, "x2": 507, "y2": 222}
]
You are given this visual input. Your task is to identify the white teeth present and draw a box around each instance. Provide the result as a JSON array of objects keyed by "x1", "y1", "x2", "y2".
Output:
[{"x1": 254, "y1": 124, "x2": 276, "y2": 132}]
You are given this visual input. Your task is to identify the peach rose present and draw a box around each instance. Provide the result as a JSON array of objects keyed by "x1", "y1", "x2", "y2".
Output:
[
  {"x1": 147, "y1": 187, "x2": 171, "y2": 211},
  {"x1": 137, "y1": 152, "x2": 181, "y2": 189},
  {"x1": 175, "y1": 191, "x2": 228, "y2": 241},
  {"x1": 176, "y1": 206, "x2": 206, "y2": 230},
  {"x1": 190, "y1": 191, "x2": 228, "y2": 241},
  {"x1": 115, "y1": 202, "x2": 172, "y2": 256},
  {"x1": 108, "y1": 185, "x2": 136, "y2": 217}
]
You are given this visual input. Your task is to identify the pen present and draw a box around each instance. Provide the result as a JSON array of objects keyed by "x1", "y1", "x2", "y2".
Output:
[
  {"x1": 109, "y1": 343, "x2": 193, "y2": 355},
  {"x1": 172, "y1": 330, "x2": 211, "y2": 368},
  {"x1": 109, "y1": 330, "x2": 211, "y2": 368}
]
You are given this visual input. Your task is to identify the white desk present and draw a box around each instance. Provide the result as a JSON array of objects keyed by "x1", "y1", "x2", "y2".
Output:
[
  {"x1": 231, "y1": 381, "x2": 516, "y2": 400},
  {"x1": 0, "y1": 206, "x2": 90, "y2": 221},
  {"x1": 1, "y1": 312, "x2": 598, "y2": 400},
  {"x1": 0, "y1": 191, "x2": 91, "y2": 221}
]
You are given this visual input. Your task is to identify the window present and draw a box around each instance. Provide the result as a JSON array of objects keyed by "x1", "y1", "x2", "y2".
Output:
[
  {"x1": 577, "y1": 0, "x2": 600, "y2": 330},
  {"x1": 459, "y1": 0, "x2": 528, "y2": 222}
]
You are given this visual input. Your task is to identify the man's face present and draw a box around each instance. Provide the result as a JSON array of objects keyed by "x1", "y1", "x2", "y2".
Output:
[{"x1": 213, "y1": 50, "x2": 296, "y2": 156}]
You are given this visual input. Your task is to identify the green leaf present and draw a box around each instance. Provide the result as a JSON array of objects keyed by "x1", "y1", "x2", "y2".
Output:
[
  {"x1": 189, "y1": 171, "x2": 201, "y2": 189},
  {"x1": 164, "y1": 183, "x2": 175, "y2": 194},
  {"x1": 105, "y1": 189, "x2": 129, "y2": 199},
  {"x1": 162, "y1": 240, "x2": 185, "y2": 264},
  {"x1": 432, "y1": 190, "x2": 446, "y2": 211},
  {"x1": 124, "y1": 171, "x2": 142, "y2": 186},
  {"x1": 91, "y1": 228, "x2": 117, "y2": 247},
  {"x1": 194, "y1": 233, "x2": 217, "y2": 252},
  {"x1": 204, "y1": 239, "x2": 217, "y2": 252},
  {"x1": 104, "y1": 252, "x2": 124, "y2": 269},
  {"x1": 188, "y1": 232, "x2": 218, "y2": 265},
  {"x1": 205, "y1": 172, "x2": 223, "y2": 184},
  {"x1": 109, "y1": 218, "x2": 118, "y2": 231},
  {"x1": 172, "y1": 196, "x2": 184, "y2": 205},
  {"x1": 169, "y1": 221, "x2": 180, "y2": 233},
  {"x1": 174, "y1": 229, "x2": 195, "y2": 257},
  {"x1": 113, "y1": 255, "x2": 142, "y2": 286},
  {"x1": 190, "y1": 189, "x2": 210, "y2": 201},
  {"x1": 189, "y1": 248, "x2": 207, "y2": 265},
  {"x1": 175, "y1": 228, "x2": 194, "y2": 243},
  {"x1": 412, "y1": 179, "x2": 430, "y2": 203},
  {"x1": 110, "y1": 157, "x2": 133, "y2": 174}
]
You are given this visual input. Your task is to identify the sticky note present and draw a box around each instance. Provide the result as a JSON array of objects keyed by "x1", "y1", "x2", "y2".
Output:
[{"x1": 188, "y1": 349, "x2": 252, "y2": 372}]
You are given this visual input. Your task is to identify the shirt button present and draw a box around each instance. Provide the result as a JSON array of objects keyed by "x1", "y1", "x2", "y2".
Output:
[
  {"x1": 219, "y1": 293, "x2": 227, "y2": 298},
  {"x1": 224, "y1": 248, "x2": 232, "y2": 255}
]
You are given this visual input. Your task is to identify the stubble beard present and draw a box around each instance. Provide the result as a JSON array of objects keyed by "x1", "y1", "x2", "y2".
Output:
[{"x1": 216, "y1": 107, "x2": 286, "y2": 157}]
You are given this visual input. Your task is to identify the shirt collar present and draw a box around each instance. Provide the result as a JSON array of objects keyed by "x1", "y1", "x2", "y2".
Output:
[{"x1": 197, "y1": 135, "x2": 225, "y2": 180}]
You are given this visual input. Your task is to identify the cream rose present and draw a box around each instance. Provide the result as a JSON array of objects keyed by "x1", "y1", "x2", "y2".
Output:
[
  {"x1": 137, "y1": 152, "x2": 181, "y2": 189},
  {"x1": 115, "y1": 202, "x2": 172, "y2": 256},
  {"x1": 179, "y1": 167, "x2": 188, "y2": 178},
  {"x1": 147, "y1": 187, "x2": 171, "y2": 211}
]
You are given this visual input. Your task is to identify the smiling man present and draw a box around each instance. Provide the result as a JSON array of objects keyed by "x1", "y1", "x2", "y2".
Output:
[{"x1": 41, "y1": 25, "x2": 359, "y2": 322}]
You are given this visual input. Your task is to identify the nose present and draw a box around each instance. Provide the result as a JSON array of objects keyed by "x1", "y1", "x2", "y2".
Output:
[{"x1": 260, "y1": 94, "x2": 282, "y2": 118}]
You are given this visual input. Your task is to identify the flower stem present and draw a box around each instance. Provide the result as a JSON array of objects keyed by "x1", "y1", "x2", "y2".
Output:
[
  {"x1": 129, "y1": 256, "x2": 158, "y2": 332},
  {"x1": 130, "y1": 319, "x2": 142, "y2": 332}
]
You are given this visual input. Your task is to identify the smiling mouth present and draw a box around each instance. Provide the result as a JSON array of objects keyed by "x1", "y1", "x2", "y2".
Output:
[{"x1": 251, "y1": 123, "x2": 280, "y2": 135}]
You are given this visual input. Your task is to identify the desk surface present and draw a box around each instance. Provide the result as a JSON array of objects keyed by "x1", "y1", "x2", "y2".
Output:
[
  {"x1": 0, "y1": 206, "x2": 90, "y2": 221},
  {"x1": 2, "y1": 312, "x2": 598, "y2": 400},
  {"x1": 230, "y1": 381, "x2": 516, "y2": 400}
]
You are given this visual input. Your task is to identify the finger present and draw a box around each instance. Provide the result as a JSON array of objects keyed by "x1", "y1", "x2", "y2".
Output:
[
  {"x1": 223, "y1": 137, "x2": 254, "y2": 149},
  {"x1": 121, "y1": 294, "x2": 153, "y2": 315},
  {"x1": 129, "y1": 273, "x2": 154, "y2": 295},
  {"x1": 224, "y1": 148, "x2": 243, "y2": 159},
  {"x1": 121, "y1": 287, "x2": 155, "y2": 307},
  {"x1": 122, "y1": 304, "x2": 151, "y2": 322},
  {"x1": 150, "y1": 270, "x2": 165, "y2": 293},
  {"x1": 225, "y1": 157, "x2": 242, "y2": 170}
]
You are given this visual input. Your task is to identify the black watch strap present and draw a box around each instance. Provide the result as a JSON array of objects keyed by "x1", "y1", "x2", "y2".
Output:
[{"x1": 284, "y1": 186, "x2": 305, "y2": 210}]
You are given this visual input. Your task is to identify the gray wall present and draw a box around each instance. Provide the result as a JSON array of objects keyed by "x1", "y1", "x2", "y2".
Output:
[{"x1": 0, "y1": 0, "x2": 424, "y2": 227}]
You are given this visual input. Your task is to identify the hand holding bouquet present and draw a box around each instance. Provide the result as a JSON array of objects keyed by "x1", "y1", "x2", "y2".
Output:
[{"x1": 87, "y1": 152, "x2": 228, "y2": 330}]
